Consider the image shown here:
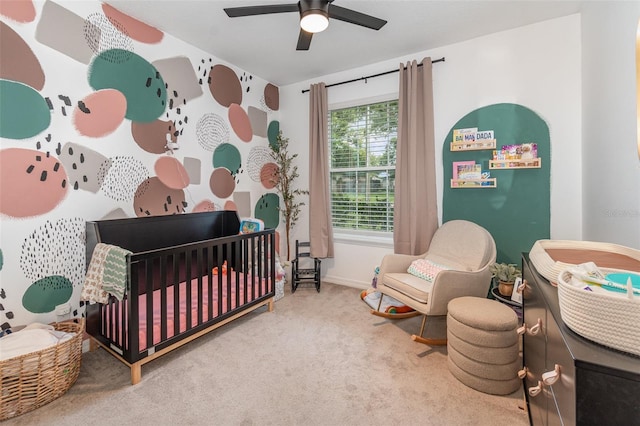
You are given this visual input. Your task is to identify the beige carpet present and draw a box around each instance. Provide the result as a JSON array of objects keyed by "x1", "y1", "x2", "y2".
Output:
[{"x1": 4, "y1": 283, "x2": 529, "y2": 426}]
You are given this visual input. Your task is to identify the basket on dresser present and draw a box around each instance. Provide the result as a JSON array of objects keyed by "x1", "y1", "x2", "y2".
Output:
[{"x1": 557, "y1": 269, "x2": 640, "y2": 357}]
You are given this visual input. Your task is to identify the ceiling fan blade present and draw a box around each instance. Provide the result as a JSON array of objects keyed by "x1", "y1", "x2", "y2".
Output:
[
  {"x1": 328, "y1": 4, "x2": 387, "y2": 30},
  {"x1": 224, "y1": 3, "x2": 298, "y2": 18},
  {"x1": 296, "y1": 29, "x2": 313, "y2": 51}
]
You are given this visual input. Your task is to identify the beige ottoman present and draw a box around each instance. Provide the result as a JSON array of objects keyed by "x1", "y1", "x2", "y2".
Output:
[{"x1": 447, "y1": 296, "x2": 520, "y2": 395}]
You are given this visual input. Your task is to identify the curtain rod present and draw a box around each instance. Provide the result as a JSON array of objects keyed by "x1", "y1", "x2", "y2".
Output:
[{"x1": 301, "y1": 57, "x2": 445, "y2": 94}]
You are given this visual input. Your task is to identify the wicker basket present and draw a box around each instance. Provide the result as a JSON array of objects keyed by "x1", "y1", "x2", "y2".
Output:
[
  {"x1": 530, "y1": 239, "x2": 640, "y2": 285},
  {"x1": 557, "y1": 269, "x2": 640, "y2": 357},
  {"x1": 0, "y1": 318, "x2": 84, "y2": 421}
]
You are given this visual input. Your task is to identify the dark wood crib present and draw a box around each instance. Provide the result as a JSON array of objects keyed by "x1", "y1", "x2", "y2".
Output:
[{"x1": 85, "y1": 211, "x2": 275, "y2": 384}]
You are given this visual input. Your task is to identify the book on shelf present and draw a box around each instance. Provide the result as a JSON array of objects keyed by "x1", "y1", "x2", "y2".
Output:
[
  {"x1": 452, "y1": 127, "x2": 477, "y2": 144},
  {"x1": 457, "y1": 163, "x2": 482, "y2": 180},
  {"x1": 475, "y1": 130, "x2": 494, "y2": 141}
]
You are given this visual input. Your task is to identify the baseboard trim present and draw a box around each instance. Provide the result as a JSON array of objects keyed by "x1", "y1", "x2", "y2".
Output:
[{"x1": 323, "y1": 275, "x2": 370, "y2": 290}]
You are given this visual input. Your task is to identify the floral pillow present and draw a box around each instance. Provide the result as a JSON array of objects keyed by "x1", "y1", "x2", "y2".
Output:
[{"x1": 407, "y1": 259, "x2": 452, "y2": 282}]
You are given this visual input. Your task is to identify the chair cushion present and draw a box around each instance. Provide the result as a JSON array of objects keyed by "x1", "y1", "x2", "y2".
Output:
[{"x1": 383, "y1": 273, "x2": 433, "y2": 303}]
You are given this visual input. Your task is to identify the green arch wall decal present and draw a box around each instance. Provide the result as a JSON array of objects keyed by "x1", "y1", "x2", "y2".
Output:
[{"x1": 442, "y1": 103, "x2": 550, "y2": 265}]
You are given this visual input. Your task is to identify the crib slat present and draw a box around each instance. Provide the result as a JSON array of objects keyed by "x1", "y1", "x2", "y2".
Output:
[
  {"x1": 172, "y1": 254, "x2": 180, "y2": 338},
  {"x1": 130, "y1": 261, "x2": 140, "y2": 359},
  {"x1": 251, "y1": 237, "x2": 257, "y2": 300},
  {"x1": 160, "y1": 254, "x2": 167, "y2": 343},
  {"x1": 145, "y1": 259, "x2": 154, "y2": 351},
  {"x1": 207, "y1": 244, "x2": 213, "y2": 321},
  {"x1": 196, "y1": 247, "x2": 203, "y2": 326},
  {"x1": 185, "y1": 249, "x2": 192, "y2": 332},
  {"x1": 258, "y1": 236, "x2": 264, "y2": 298}
]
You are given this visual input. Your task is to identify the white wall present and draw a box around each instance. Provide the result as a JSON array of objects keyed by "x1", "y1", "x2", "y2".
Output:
[
  {"x1": 280, "y1": 15, "x2": 583, "y2": 288},
  {"x1": 581, "y1": 2, "x2": 640, "y2": 248}
]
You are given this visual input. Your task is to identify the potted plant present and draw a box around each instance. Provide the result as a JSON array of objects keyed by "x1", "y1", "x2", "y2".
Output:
[
  {"x1": 269, "y1": 130, "x2": 309, "y2": 261},
  {"x1": 490, "y1": 262, "x2": 522, "y2": 297}
]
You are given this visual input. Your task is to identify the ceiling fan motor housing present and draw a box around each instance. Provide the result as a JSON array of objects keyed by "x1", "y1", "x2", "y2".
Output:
[{"x1": 299, "y1": 0, "x2": 330, "y2": 19}]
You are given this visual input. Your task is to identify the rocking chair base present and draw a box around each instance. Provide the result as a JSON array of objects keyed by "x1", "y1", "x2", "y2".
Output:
[
  {"x1": 370, "y1": 309, "x2": 422, "y2": 320},
  {"x1": 411, "y1": 335, "x2": 447, "y2": 346}
]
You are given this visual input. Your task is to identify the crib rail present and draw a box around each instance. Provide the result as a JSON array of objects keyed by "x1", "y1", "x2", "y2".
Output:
[{"x1": 86, "y1": 230, "x2": 275, "y2": 364}]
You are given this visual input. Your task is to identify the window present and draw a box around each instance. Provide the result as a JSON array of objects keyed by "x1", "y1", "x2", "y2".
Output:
[{"x1": 329, "y1": 99, "x2": 398, "y2": 233}]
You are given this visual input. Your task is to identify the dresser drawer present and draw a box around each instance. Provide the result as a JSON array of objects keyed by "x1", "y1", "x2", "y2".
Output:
[
  {"x1": 522, "y1": 263, "x2": 548, "y2": 425},
  {"x1": 545, "y1": 310, "x2": 575, "y2": 425}
]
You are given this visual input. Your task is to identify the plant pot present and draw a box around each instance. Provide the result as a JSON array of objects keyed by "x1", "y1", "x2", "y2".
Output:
[{"x1": 498, "y1": 280, "x2": 515, "y2": 297}]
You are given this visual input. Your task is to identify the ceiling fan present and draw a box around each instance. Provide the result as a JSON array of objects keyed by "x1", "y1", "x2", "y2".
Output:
[{"x1": 224, "y1": 0, "x2": 387, "y2": 51}]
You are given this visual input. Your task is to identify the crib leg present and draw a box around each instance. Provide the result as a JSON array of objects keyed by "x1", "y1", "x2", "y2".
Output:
[
  {"x1": 131, "y1": 363, "x2": 142, "y2": 385},
  {"x1": 89, "y1": 338, "x2": 99, "y2": 352},
  {"x1": 267, "y1": 299, "x2": 274, "y2": 312}
]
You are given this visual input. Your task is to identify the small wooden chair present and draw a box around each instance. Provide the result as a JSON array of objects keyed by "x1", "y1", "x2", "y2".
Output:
[{"x1": 291, "y1": 240, "x2": 321, "y2": 293}]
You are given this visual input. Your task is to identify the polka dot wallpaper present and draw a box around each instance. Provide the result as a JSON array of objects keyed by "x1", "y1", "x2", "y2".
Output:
[{"x1": 0, "y1": 1, "x2": 282, "y2": 328}]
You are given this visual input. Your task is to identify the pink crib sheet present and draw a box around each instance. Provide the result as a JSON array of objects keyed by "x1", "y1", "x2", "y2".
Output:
[{"x1": 105, "y1": 273, "x2": 269, "y2": 351}]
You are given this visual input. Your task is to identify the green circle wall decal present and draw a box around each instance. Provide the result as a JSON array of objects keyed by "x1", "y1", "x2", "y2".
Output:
[
  {"x1": 22, "y1": 275, "x2": 73, "y2": 313},
  {"x1": 267, "y1": 121, "x2": 280, "y2": 150},
  {"x1": 0, "y1": 248, "x2": 3, "y2": 271},
  {"x1": 88, "y1": 49, "x2": 166, "y2": 123},
  {"x1": 213, "y1": 143, "x2": 241, "y2": 175},
  {"x1": 254, "y1": 193, "x2": 279, "y2": 229},
  {"x1": 0, "y1": 80, "x2": 51, "y2": 139}
]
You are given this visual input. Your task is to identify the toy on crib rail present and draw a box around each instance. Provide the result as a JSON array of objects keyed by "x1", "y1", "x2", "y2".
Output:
[
  {"x1": 212, "y1": 261, "x2": 233, "y2": 275},
  {"x1": 239, "y1": 217, "x2": 264, "y2": 234}
]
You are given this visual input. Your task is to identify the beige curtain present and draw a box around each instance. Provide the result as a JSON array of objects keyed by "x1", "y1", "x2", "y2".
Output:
[
  {"x1": 394, "y1": 58, "x2": 438, "y2": 255},
  {"x1": 308, "y1": 83, "x2": 334, "y2": 258}
]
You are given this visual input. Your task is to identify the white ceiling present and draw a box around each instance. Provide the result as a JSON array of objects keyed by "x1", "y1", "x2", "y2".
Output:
[{"x1": 103, "y1": 0, "x2": 587, "y2": 86}]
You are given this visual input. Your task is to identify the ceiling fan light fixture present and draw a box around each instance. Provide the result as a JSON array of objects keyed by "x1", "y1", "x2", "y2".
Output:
[{"x1": 300, "y1": 10, "x2": 328, "y2": 33}]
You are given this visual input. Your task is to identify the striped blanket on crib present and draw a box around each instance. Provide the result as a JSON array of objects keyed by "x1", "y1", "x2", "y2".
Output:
[{"x1": 81, "y1": 243, "x2": 131, "y2": 304}]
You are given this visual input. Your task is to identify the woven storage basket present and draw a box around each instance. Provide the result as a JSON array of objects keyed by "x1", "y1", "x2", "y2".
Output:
[
  {"x1": 557, "y1": 270, "x2": 640, "y2": 357},
  {"x1": 0, "y1": 318, "x2": 84, "y2": 421}
]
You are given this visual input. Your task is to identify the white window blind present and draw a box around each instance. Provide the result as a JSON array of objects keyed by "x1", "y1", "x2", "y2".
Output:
[{"x1": 328, "y1": 99, "x2": 398, "y2": 232}]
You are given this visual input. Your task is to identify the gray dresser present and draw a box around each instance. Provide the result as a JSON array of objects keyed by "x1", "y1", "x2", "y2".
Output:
[{"x1": 521, "y1": 254, "x2": 640, "y2": 425}]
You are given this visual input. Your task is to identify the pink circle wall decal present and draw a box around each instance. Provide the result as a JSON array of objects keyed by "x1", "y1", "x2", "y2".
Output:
[
  {"x1": 228, "y1": 103, "x2": 252, "y2": 142},
  {"x1": 0, "y1": 0, "x2": 36, "y2": 22},
  {"x1": 154, "y1": 156, "x2": 190, "y2": 189},
  {"x1": 209, "y1": 64, "x2": 242, "y2": 107},
  {"x1": 133, "y1": 176, "x2": 186, "y2": 217},
  {"x1": 193, "y1": 200, "x2": 216, "y2": 213},
  {"x1": 0, "y1": 148, "x2": 68, "y2": 217},
  {"x1": 209, "y1": 168, "x2": 235, "y2": 199},
  {"x1": 224, "y1": 200, "x2": 237, "y2": 211},
  {"x1": 260, "y1": 162, "x2": 278, "y2": 189},
  {"x1": 73, "y1": 89, "x2": 126, "y2": 137},
  {"x1": 102, "y1": 3, "x2": 164, "y2": 44}
]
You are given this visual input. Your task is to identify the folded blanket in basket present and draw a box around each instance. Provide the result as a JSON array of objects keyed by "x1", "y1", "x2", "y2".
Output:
[
  {"x1": 81, "y1": 243, "x2": 131, "y2": 304},
  {"x1": 0, "y1": 324, "x2": 75, "y2": 361}
]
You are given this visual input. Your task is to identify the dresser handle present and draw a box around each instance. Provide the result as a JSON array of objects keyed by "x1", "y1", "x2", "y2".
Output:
[
  {"x1": 518, "y1": 367, "x2": 528, "y2": 379},
  {"x1": 517, "y1": 279, "x2": 527, "y2": 293},
  {"x1": 542, "y1": 364, "x2": 561, "y2": 386},
  {"x1": 528, "y1": 318, "x2": 542, "y2": 335},
  {"x1": 528, "y1": 381, "x2": 543, "y2": 397},
  {"x1": 518, "y1": 318, "x2": 542, "y2": 336}
]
